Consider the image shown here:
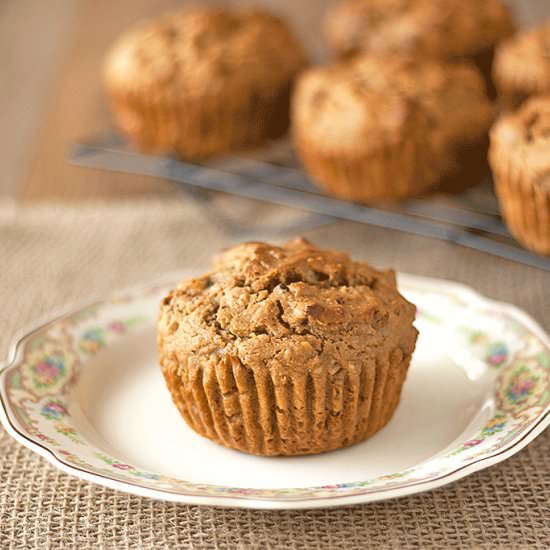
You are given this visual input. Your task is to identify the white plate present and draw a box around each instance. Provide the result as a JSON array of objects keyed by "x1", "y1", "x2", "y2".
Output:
[{"x1": 1, "y1": 272, "x2": 549, "y2": 509}]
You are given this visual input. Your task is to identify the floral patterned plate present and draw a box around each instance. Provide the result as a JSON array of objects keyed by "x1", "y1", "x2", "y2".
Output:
[{"x1": 1, "y1": 272, "x2": 549, "y2": 509}]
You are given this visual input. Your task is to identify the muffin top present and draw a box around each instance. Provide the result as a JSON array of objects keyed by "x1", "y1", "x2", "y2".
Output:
[
  {"x1": 325, "y1": 0, "x2": 515, "y2": 58},
  {"x1": 490, "y1": 95, "x2": 550, "y2": 185},
  {"x1": 494, "y1": 22, "x2": 550, "y2": 92},
  {"x1": 104, "y1": 8, "x2": 306, "y2": 96},
  {"x1": 159, "y1": 238, "x2": 417, "y2": 372},
  {"x1": 292, "y1": 55, "x2": 494, "y2": 156}
]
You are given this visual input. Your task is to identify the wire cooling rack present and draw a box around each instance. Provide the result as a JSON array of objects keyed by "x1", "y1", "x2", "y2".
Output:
[{"x1": 69, "y1": 132, "x2": 550, "y2": 272}]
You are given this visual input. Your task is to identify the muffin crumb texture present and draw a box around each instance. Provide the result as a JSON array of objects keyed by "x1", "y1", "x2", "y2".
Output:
[{"x1": 158, "y1": 238, "x2": 418, "y2": 456}]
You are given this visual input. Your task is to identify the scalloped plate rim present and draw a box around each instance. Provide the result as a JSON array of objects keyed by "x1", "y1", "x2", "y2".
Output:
[{"x1": 0, "y1": 271, "x2": 549, "y2": 510}]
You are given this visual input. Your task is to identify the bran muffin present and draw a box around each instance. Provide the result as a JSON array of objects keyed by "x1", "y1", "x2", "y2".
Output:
[
  {"x1": 104, "y1": 8, "x2": 307, "y2": 158},
  {"x1": 493, "y1": 22, "x2": 550, "y2": 110},
  {"x1": 158, "y1": 238, "x2": 418, "y2": 456},
  {"x1": 324, "y1": 0, "x2": 515, "y2": 96},
  {"x1": 292, "y1": 55, "x2": 494, "y2": 203},
  {"x1": 489, "y1": 95, "x2": 550, "y2": 256}
]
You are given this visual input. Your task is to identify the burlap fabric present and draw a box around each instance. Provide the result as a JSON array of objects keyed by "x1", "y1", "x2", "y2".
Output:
[{"x1": 0, "y1": 196, "x2": 548, "y2": 549}]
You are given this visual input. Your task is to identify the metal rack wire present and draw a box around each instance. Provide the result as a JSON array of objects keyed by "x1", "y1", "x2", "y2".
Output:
[{"x1": 69, "y1": 133, "x2": 550, "y2": 272}]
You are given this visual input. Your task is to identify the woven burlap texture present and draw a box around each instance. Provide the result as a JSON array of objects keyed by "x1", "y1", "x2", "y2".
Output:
[{"x1": 0, "y1": 197, "x2": 548, "y2": 549}]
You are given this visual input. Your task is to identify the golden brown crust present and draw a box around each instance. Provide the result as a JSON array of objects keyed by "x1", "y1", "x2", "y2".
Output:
[
  {"x1": 104, "y1": 8, "x2": 307, "y2": 157},
  {"x1": 292, "y1": 55, "x2": 494, "y2": 202},
  {"x1": 324, "y1": 0, "x2": 514, "y2": 59},
  {"x1": 493, "y1": 23, "x2": 550, "y2": 110},
  {"x1": 158, "y1": 238, "x2": 418, "y2": 456},
  {"x1": 489, "y1": 95, "x2": 550, "y2": 256}
]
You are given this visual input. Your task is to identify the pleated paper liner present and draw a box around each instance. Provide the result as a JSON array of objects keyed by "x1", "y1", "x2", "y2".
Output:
[
  {"x1": 293, "y1": 126, "x2": 441, "y2": 204},
  {"x1": 492, "y1": 153, "x2": 550, "y2": 256},
  {"x1": 161, "y1": 350, "x2": 412, "y2": 457},
  {"x1": 108, "y1": 81, "x2": 294, "y2": 159}
]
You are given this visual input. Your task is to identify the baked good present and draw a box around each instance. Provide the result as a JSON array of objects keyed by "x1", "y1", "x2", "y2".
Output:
[
  {"x1": 292, "y1": 55, "x2": 494, "y2": 203},
  {"x1": 493, "y1": 22, "x2": 550, "y2": 110},
  {"x1": 104, "y1": 8, "x2": 307, "y2": 158},
  {"x1": 324, "y1": 0, "x2": 515, "y2": 96},
  {"x1": 489, "y1": 95, "x2": 550, "y2": 256},
  {"x1": 158, "y1": 238, "x2": 418, "y2": 456}
]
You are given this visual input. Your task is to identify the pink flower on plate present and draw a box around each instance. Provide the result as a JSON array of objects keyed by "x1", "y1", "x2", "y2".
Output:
[
  {"x1": 463, "y1": 439, "x2": 483, "y2": 447},
  {"x1": 112, "y1": 463, "x2": 133, "y2": 470},
  {"x1": 488, "y1": 354, "x2": 506, "y2": 366},
  {"x1": 41, "y1": 400, "x2": 68, "y2": 420},
  {"x1": 108, "y1": 321, "x2": 126, "y2": 333},
  {"x1": 33, "y1": 358, "x2": 64, "y2": 386},
  {"x1": 49, "y1": 402, "x2": 66, "y2": 413},
  {"x1": 237, "y1": 489, "x2": 259, "y2": 496},
  {"x1": 508, "y1": 379, "x2": 536, "y2": 402},
  {"x1": 486, "y1": 342, "x2": 508, "y2": 367}
]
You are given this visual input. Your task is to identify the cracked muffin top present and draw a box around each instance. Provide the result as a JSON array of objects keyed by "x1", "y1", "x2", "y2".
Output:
[
  {"x1": 324, "y1": 0, "x2": 515, "y2": 58},
  {"x1": 292, "y1": 55, "x2": 493, "y2": 155},
  {"x1": 158, "y1": 238, "x2": 417, "y2": 373},
  {"x1": 493, "y1": 22, "x2": 550, "y2": 100},
  {"x1": 104, "y1": 7, "x2": 306, "y2": 96}
]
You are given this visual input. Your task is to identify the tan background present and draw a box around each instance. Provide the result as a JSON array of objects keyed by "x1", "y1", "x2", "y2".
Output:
[
  {"x1": 0, "y1": 0, "x2": 548, "y2": 201},
  {"x1": 1, "y1": 1, "x2": 549, "y2": 549}
]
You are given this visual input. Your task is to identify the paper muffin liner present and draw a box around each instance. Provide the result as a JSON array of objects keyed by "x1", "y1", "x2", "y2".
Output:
[
  {"x1": 107, "y1": 80, "x2": 292, "y2": 158},
  {"x1": 293, "y1": 130, "x2": 439, "y2": 203},
  {"x1": 161, "y1": 350, "x2": 412, "y2": 456},
  {"x1": 491, "y1": 151, "x2": 550, "y2": 256}
]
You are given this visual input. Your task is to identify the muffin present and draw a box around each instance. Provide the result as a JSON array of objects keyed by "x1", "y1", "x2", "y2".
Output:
[
  {"x1": 292, "y1": 55, "x2": 494, "y2": 203},
  {"x1": 324, "y1": 0, "x2": 515, "y2": 96},
  {"x1": 158, "y1": 238, "x2": 418, "y2": 456},
  {"x1": 104, "y1": 8, "x2": 307, "y2": 158},
  {"x1": 489, "y1": 95, "x2": 550, "y2": 256},
  {"x1": 493, "y1": 22, "x2": 550, "y2": 110}
]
